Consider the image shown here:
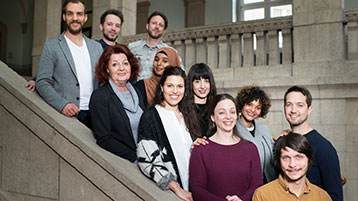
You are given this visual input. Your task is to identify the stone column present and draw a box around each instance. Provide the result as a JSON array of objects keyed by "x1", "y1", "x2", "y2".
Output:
[
  {"x1": 32, "y1": 0, "x2": 62, "y2": 77},
  {"x1": 136, "y1": 0, "x2": 151, "y2": 34},
  {"x1": 184, "y1": 0, "x2": 205, "y2": 27},
  {"x1": 293, "y1": 0, "x2": 344, "y2": 76},
  {"x1": 255, "y1": 31, "x2": 265, "y2": 66},
  {"x1": 93, "y1": 0, "x2": 137, "y2": 41}
]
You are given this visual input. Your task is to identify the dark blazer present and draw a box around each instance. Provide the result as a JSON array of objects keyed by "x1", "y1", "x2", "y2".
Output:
[
  {"x1": 134, "y1": 80, "x2": 149, "y2": 108},
  {"x1": 89, "y1": 83, "x2": 145, "y2": 162}
]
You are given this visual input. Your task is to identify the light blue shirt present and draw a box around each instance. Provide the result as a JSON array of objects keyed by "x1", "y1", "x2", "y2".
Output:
[{"x1": 128, "y1": 39, "x2": 184, "y2": 80}]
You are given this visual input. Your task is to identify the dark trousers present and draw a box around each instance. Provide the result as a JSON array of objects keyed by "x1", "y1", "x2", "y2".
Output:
[{"x1": 77, "y1": 110, "x2": 92, "y2": 130}]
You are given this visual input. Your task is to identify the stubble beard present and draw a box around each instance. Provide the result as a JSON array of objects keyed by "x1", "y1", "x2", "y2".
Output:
[
  {"x1": 148, "y1": 29, "x2": 162, "y2": 40},
  {"x1": 103, "y1": 31, "x2": 118, "y2": 42}
]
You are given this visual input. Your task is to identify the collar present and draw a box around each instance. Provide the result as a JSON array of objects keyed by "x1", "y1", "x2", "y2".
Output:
[
  {"x1": 142, "y1": 39, "x2": 164, "y2": 49},
  {"x1": 278, "y1": 174, "x2": 312, "y2": 195}
]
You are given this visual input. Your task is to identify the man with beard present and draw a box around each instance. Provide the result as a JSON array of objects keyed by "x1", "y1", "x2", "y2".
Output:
[
  {"x1": 35, "y1": 0, "x2": 103, "y2": 129},
  {"x1": 97, "y1": 9, "x2": 123, "y2": 50},
  {"x1": 128, "y1": 11, "x2": 183, "y2": 80},
  {"x1": 279, "y1": 86, "x2": 343, "y2": 201},
  {"x1": 252, "y1": 132, "x2": 332, "y2": 201}
]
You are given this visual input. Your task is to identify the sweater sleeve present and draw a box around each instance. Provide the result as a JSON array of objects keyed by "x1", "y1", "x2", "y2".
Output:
[
  {"x1": 136, "y1": 109, "x2": 177, "y2": 190},
  {"x1": 189, "y1": 147, "x2": 226, "y2": 201},
  {"x1": 239, "y1": 144, "x2": 263, "y2": 201}
]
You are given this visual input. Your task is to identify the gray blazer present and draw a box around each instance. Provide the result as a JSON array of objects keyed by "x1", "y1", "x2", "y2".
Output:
[
  {"x1": 237, "y1": 119, "x2": 277, "y2": 182},
  {"x1": 36, "y1": 33, "x2": 103, "y2": 112}
]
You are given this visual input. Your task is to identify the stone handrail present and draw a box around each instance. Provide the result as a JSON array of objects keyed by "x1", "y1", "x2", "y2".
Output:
[
  {"x1": 121, "y1": 9, "x2": 358, "y2": 70},
  {"x1": 121, "y1": 17, "x2": 293, "y2": 69},
  {"x1": 0, "y1": 61, "x2": 180, "y2": 201}
]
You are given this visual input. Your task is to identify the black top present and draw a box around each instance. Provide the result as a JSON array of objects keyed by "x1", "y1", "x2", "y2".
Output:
[
  {"x1": 196, "y1": 103, "x2": 209, "y2": 137},
  {"x1": 89, "y1": 83, "x2": 144, "y2": 162}
]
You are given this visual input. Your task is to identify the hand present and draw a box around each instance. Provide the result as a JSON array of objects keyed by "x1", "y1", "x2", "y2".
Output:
[
  {"x1": 168, "y1": 181, "x2": 193, "y2": 201},
  {"x1": 61, "y1": 103, "x2": 80, "y2": 117},
  {"x1": 25, "y1": 80, "x2": 36, "y2": 92},
  {"x1": 225, "y1": 195, "x2": 242, "y2": 201},
  {"x1": 175, "y1": 188, "x2": 193, "y2": 201},
  {"x1": 280, "y1": 129, "x2": 291, "y2": 136},
  {"x1": 191, "y1": 136, "x2": 209, "y2": 149}
]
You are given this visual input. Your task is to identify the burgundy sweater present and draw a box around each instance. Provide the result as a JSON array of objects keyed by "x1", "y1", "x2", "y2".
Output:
[{"x1": 189, "y1": 139, "x2": 263, "y2": 201}]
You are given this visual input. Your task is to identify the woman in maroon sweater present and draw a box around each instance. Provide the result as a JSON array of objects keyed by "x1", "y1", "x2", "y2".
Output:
[{"x1": 189, "y1": 94, "x2": 263, "y2": 201}]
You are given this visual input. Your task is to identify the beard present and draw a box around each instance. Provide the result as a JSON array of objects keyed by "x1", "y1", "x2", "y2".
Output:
[
  {"x1": 66, "y1": 20, "x2": 83, "y2": 35},
  {"x1": 103, "y1": 31, "x2": 118, "y2": 42},
  {"x1": 288, "y1": 115, "x2": 308, "y2": 128},
  {"x1": 147, "y1": 28, "x2": 163, "y2": 39}
]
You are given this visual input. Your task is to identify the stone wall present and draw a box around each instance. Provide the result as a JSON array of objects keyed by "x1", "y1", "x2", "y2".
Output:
[{"x1": 0, "y1": 61, "x2": 180, "y2": 201}]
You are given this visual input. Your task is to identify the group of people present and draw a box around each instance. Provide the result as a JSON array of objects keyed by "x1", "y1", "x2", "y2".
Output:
[{"x1": 28, "y1": 0, "x2": 343, "y2": 201}]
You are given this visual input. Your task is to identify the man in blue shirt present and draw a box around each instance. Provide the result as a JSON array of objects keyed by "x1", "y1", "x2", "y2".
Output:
[{"x1": 283, "y1": 85, "x2": 343, "y2": 201}]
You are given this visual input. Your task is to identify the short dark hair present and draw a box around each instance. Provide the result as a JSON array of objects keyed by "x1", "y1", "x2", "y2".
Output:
[
  {"x1": 62, "y1": 0, "x2": 87, "y2": 14},
  {"x1": 153, "y1": 66, "x2": 186, "y2": 106},
  {"x1": 206, "y1": 94, "x2": 240, "y2": 138},
  {"x1": 284, "y1": 86, "x2": 312, "y2": 107},
  {"x1": 236, "y1": 86, "x2": 271, "y2": 118},
  {"x1": 274, "y1": 132, "x2": 313, "y2": 171},
  {"x1": 100, "y1": 9, "x2": 124, "y2": 26},
  {"x1": 95, "y1": 44, "x2": 140, "y2": 83},
  {"x1": 147, "y1": 11, "x2": 168, "y2": 29}
]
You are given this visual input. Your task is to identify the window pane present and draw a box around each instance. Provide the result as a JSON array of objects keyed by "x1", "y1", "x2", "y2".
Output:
[
  {"x1": 244, "y1": 8, "x2": 265, "y2": 21},
  {"x1": 243, "y1": 0, "x2": 264, "y2": 4},
  {"x1": 270, "y1": 4, "x2": 292, "y2": 18}
]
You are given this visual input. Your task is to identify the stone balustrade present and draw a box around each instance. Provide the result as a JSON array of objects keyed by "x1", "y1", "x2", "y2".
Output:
[{"x1": 121, "y1": 9, "x2": 358, "y2": 71}]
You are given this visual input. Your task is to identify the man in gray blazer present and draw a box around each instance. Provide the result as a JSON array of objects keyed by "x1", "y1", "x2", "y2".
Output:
[{"x1": 36, "y1": 0, "x2": 103, "y2": 128}]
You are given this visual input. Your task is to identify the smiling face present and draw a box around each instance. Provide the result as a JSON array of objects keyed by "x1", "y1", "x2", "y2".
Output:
[
  {"x1": 193, "y1": 77, "x2": 210, "y2": 104},
  {"x1": 241, "y1": 99, "x2": 261, "y2": 126},
  {"x1": 107, "y1": 53, "x2": 131, "y2": 86},
  {"x1": 153, "y1": 53, "x2": 169, "y2": 76},
  {"x1": 100, "y1": 14, "x2": 121, "y2": 42},
  {"x1": 284, "y1": 91, "x2": 312, "y2": 128},
  {"x1": 211, "y1": 99, "x2": 238, "y2": 133},
  {"x1": 146, "y1": 15, "x2": 165, "y2": 39},
  {"x1": 280, "y1": 146, "x2": 308, "y2": 183},
  {"x1": 161, "y1": 75, "x2": 185, "y2": 109},
  {"x1": 63, "y1": 2, "x2": 87, "y2": 35}
]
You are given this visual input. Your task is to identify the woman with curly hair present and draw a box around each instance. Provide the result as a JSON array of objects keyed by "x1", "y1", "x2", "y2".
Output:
[{"x1": 236, "y1": 86, "x2": 277, "y2": 183}]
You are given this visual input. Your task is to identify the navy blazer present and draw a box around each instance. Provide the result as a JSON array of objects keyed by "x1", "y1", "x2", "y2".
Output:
[{"x1": 89, "y1": 83, "x2": 145, "y2": 162}]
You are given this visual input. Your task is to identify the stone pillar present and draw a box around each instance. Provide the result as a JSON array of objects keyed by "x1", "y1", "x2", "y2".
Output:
[
  {"x1": 255, "y1": 31, "x2": 265, "y2": 66},
  {"x1": 93, "y1": 0, "x2": 137, "y2": 41},
  {"x1": 268, "y1": 30, "x2": 279, "y2": 65},
  {"x1": 184, "y1": 0, "x2": 205, "y2": 27},
  {"x1": 282, "y1": 28, "x2": 292, "y2": 64},
  {"x1": 293, "y1": 0, "x2": 344, "y2": 75},
  {"x1": 185, "y1": 39, "x2": 195, "y2": 68},
  {"x1": 196, "y1": 38, "x2": 207, "y2": 64},
  {"x1": 243, "y1": 33, "x2": 253, "y2": 66},
  {"x1": 136, "y1": 0, "x2": 151, "y2": 34},
  {"x1": 218, "y1": 35, "x2": 228, "y2": 68},
  {"x1": 32, "y1": 0, "x2": 62, "y2": 77},
  {"x1": 230, "y1": 34, "x2": 242, "y2": 67},
  {"x1": 207, "y1": 36, "x2": 218, "y2": 68}
]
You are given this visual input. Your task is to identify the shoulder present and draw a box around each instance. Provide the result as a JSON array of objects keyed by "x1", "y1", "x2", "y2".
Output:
[
  {"x1": 91, "y1": 84, "x2": 111, "y2": 101},
  {"x1": 135, "y1": 80, "x2": 145, "y2": 88},
  {"x1": 85, "y1": 37, "x2": 103, "y2": 51},
  {"x1": 128, "y1": 40, "x2": 145, "y2": 49},
  {"x1": 255, "y1": 179, "x2": 280, "y2": 195},
  {"x1": 309, "y1": 182, "x2": 332, "y2": 198},
  {"x1": 141, "y1": 106, "x2": 159, "y2": 119},
  {"x1": 306, "y1": 130, "x2": 336, "y2": 151}
]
